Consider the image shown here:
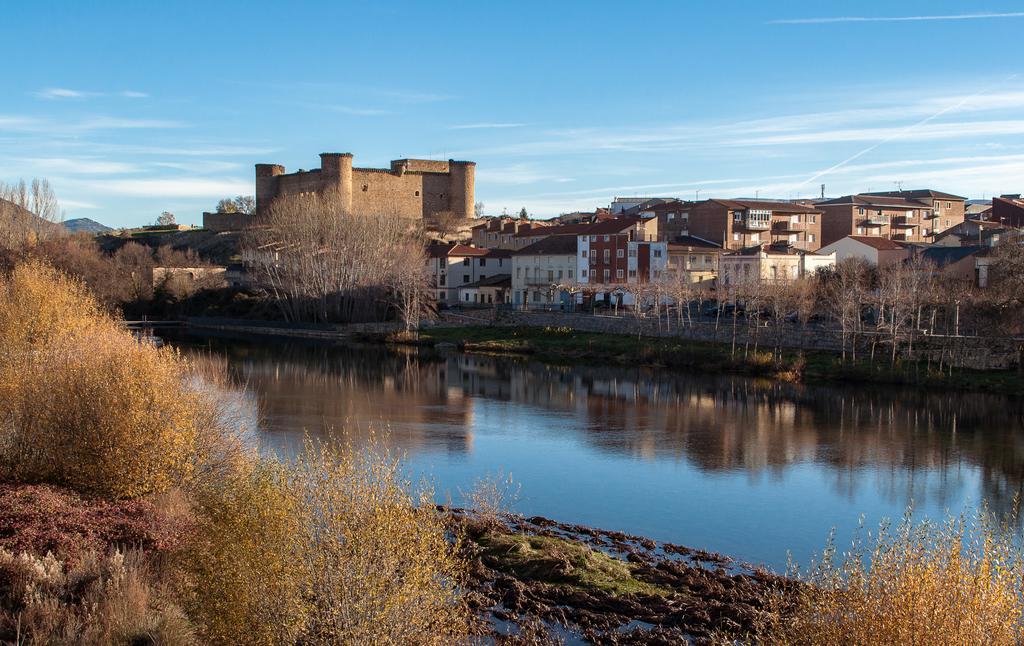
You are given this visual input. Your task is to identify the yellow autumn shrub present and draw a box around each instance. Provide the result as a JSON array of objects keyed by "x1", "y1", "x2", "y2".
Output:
[
  {"x1": 0, "y1": 261, "x2": 231, "y2": 499},
  {"x1": 184, "y1": 461, "x2": 307, "y2": 646},
  {"x1": 773, "y1": 508, "x2": 1024, "y2": 645},
  {"x1": 290, "y1": 440, "x2": 470, "y2": 644},
  {"x1": 0, "y1": 259, "x2": 105, "y2": 355},
  {"x1": 1, "y1": 326, "x2": 203, "y2": 498}
]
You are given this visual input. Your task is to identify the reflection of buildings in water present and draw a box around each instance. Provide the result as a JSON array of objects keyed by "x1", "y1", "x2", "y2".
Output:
[
  {"x1": 183, "y1": 336, "x2": 1024, "y2": 516},
  {"x1": 452, "y1": 355, "x2": 1024, "y2": 512},
  {"x1": 199, "y1": 342, "x2": 477, "y2": 457}
]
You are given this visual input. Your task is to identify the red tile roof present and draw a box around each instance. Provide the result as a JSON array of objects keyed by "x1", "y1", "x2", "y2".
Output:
[{"x1": 426, "y1": 243, "x2": 490, "y2": 258}]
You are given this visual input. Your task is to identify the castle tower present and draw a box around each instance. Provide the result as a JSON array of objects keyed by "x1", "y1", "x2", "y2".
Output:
[
  {"x1": 319, "y1": 153, "x2": 354, "y2": 215},
  {"x1": 254, "y1": 163, "x2": 285, "y2": 213},
  {"x1": 448, "y1": 160, "x2": 476, "y2": 220}
]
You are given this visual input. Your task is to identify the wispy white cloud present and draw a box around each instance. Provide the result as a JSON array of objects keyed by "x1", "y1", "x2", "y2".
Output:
[
  {"x1": 59, "y1": 199, "x2": 100, "y2": 210},
  {"x1": 771, "y1": 12, "x2": 1024, "y2": 25},
  {"x1": 33, "y1": 87, "x2": 99, "y2": 99},
  {"x1": 84, "y1": 177, "x2": 251, "y2": 198},
  {"x1": 0, "y1": 114, "x2": 184, "y2": 134},
  {"x1": 16, "y1": 157, "x2": 141, "y2": 175},
  {"x1": 449, "y1": 123, "x2": 527, "y2": 130},
  {"x1": 32, "y1": 87, "x2": 150, "y2": 100},
  {"x1": 327, "y1": 105, "x2": 392, "y2": 116}
]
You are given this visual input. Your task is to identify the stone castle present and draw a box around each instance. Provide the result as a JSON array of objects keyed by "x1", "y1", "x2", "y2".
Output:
[{"x1": 255, "y1": 152, "x2": 475, "y2": 220}]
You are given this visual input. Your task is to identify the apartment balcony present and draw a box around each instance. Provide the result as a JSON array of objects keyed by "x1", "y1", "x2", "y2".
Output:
[
  {"x1": 890, "y1": 215, "x2": 918, "y2": 229},
  {"x1": 742, "y1": 217, "x2": 771, "y2": 230},
  {"x1": 923, "y1": 210, "x2": 940, "y2": 219},
  {"x1": 772, "y1": 220, "x2": 804, "y2": 233},
  {"x1": 860, "y1": 216, "x2": 888, "y2": 227}
]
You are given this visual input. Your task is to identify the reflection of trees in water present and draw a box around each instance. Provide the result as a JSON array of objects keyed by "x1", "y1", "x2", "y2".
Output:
[
  {"x1": 179, "y1": 335, "x2": 1024, "y2": 515},
  {"x1": 180, "y1": 337, "x2": 477, "y2": 456}
]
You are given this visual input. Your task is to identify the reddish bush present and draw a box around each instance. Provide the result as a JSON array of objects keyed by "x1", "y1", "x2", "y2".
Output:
[{"x1": 0, "y1": 482, "x2": 191, "y2": 564}]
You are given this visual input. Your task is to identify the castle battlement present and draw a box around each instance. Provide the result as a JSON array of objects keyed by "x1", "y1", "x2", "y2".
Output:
[{"x1": 255, "y1": 152, "x2": 475, "y2": 221}]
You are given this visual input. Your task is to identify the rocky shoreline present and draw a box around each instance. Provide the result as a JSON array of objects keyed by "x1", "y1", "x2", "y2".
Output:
[{"x1": 450, "y1": 509, "x2": 794, "y2": 644}]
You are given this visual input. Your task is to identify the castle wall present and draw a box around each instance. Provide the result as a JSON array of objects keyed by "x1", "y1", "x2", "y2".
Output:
[{"x1": 255, "y1": 153, "x2": 475, "y2": 220}]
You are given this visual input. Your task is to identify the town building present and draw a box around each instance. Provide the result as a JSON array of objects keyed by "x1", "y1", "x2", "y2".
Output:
[
  {"x1": 682, "y1": 199, "x2": 823, "y2": 252},
  {"x1": 932, "y1": 219, "x2": 1009, "y2": 247},
  {"x1": 817, "y1": 190, "x2": 965, "y2": 246},
  {"x1": 917, "y1": 246, "x2": 988, "y2": 286},
  {"x1": 719, "y1": 245, "x2": 835, "y2": 286},
  {"x1": 254, "y1": 152, "x2": 476, "y2": 221},
  {"x1": 471, "y1": 218, "x2": 551, "y2": 249},
  {"x1": 635, "y1": 199, "x2": 693, "y2": 242},
  {"x1": 551, "y1": 208, "x2": 613, "y2": 225},
  {"x1": 426, "y1": 244, "x2": 511, "y2": 305},
  {"x1": 965, "y1": 199, "x2": 992, "y2": 218},
  {"x1": 512, "y1": 222, "x2": 596, "y2": 250},
  {"x1": 817, "y1": 235, "x2": 911, "y2": 267},
  {"x1": 511, "y1": 235, "x2": 579, "y2": 309},
  {"x1": 665, "y1": 235, "x2": 721, "y2": 286},
  {"x1": 990, "y1": 195, "x2": 1024, "y2": 228},
  {"x1": 861, "y1": 189, "x2": 966, "y2": 230},
  {"x1": 457, "y1": 274, "x2": 512, "y2": 306},
  {"x1": 576, "y1": 217, "x2": 664, "y2": 286},
  {"x1": 610, "y1": 197, "x2": 673, "y2": 214}
]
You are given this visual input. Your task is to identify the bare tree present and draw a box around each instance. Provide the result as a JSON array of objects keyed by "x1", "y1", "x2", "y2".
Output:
[
  {"x1": 425, "y1": 210, "x2": 464, "y2": 241},
  {"x1": 474, "y1": 201, "x2": 485, "y2": 218},
  {"x1": 819, "y1": 258, "x2": 872, "y2": 363},
  {"x1": 243, "y1": 190, "x2": 429, "y2": 327},
  {"x1": 156, "y1": 211, "x2": 176, "y2": 227},
  {"x1": 0, "y1": 178, "x2": 63, "y2": 248}
]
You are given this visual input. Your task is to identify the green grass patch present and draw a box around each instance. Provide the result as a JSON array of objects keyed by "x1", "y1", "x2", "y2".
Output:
[{"x1": 475, "y1": 531, "x2": 672, "y2": 597}]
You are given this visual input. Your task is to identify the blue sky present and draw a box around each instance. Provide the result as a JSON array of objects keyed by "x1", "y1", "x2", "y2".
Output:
[{"x1": 3, "y1": 1, "x2": 1024, "y2": 227}]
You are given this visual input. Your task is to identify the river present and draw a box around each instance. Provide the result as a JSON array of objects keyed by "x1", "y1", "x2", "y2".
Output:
[{"x1": 173, "y1": 332, "x2": 1024, "y2": 571}]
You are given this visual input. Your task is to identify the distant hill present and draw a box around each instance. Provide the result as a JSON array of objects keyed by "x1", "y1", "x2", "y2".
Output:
[
  {"x1": 0, "y1": 197, "x2": 60, "y2": 241},
  {"x1": 63, "y1": 217, "x2": 113, "y2": 234}
]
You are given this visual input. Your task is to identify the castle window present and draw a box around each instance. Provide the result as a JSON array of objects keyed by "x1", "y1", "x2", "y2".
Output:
[
  {"x1": 415, "y1": 190, "x2": 420, "y2": 196},
  {"x1": 362, "y1": 185, "x2": 368, "y2": 192}
]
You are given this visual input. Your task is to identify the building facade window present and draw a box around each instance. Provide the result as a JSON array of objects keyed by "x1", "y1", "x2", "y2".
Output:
[
  {"x1": 616, "y1": 269, "x2": 624, "y2": 279},
  {"x1": 616, "y1": 249, "x2": 624, "y2": 258}
]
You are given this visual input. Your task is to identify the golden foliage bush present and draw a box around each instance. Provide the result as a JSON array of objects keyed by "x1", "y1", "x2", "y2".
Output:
[
  {"x1": 183, "y1": 462, "x2": 306, "y2": 645},
  {"x1": 0, "y1": 259, "x2": 104, "y2": 356},
  {"x1": 290, "y1": 441, "x2": 470, "y2": 644},
  {"x1": 773, "y1": 509, "x2": 1024, "y2": 645},
  {"x1": 0, "y1": 326, "x2": 204, "y2": 498},
  {"x1": 0, "y1": 261, "x2": 470, "y2": 643},
  {"x1": 0, "y1": 261, "x2": 245, "y2": 500}
]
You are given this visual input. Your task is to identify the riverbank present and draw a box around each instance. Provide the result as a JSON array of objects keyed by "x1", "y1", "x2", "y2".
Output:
[
  {"x1": 453, "y1": 508, "x2": 789, "y2": 643},
  {"x1": 0, "y1": 479, "x2": 786, "y2": 644},
  {"x1": 386, "y1": 324, "x2": 1024, "y2": 395}
]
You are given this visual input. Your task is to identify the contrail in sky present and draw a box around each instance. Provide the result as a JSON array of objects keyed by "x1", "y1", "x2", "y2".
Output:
[
  {"x1": 772, "y1": 12, "x2": 1024, "y2": 25},
  {"x1": 793, "y1": 75, "x2": 1020, "y2": 192}
]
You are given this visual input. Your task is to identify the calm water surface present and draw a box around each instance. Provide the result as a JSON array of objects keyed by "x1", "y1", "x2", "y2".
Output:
[{"x1": 175, "y1": 333, "x2": 1024, "y2": 571}]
